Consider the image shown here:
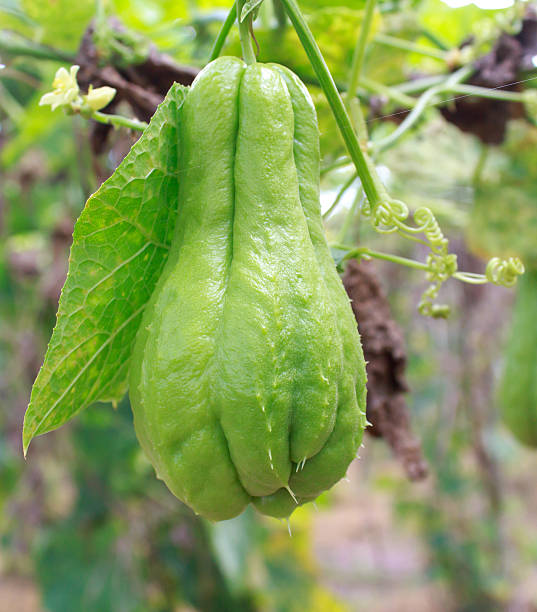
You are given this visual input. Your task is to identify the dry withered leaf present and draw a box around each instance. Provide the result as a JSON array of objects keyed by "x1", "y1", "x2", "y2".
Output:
[{"x1": 343, "y1": 259, "x2": 428, "y2": 481}]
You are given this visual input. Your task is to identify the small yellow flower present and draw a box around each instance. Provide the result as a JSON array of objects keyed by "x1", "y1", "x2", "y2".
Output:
[
  {"x1": 83, "y1": 85, "x2": 116, "y2": 111},
  {"x1": 39, "y1": 65, "x2": 80, "y2": 111}
]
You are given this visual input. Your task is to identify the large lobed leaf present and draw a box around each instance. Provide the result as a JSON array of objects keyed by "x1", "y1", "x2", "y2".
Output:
[{"x1": 23, "y1": 83, "x2": 187, "y2": 454}]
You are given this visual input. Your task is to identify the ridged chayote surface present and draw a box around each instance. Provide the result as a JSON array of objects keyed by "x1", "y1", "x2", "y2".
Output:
[{"x1": 128, "y1": 57, "x2": 367, "y2": 521}]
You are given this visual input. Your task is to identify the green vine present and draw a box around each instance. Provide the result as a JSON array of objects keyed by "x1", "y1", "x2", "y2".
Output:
[
  {"x1": 32, "y1": 0, "x2": 525, "y2": 319},
  {"x1": 322, "y1": 172, "x2": 357, "y2": 220},
  {"x1": 237, "y1": 0, "x2": 257, "y2": 65},
  {"x1": 278, "y1": 0, "x2": 383, "y2": 210},
  {"x1": 372, "y1": 34, "x2": 449, "y2": 62},
  {"x1": 335, "y1": 241, "x2": 525, "y2": 318},
  {"x1": 274, "y1": 0, "x2": 524, "y2": 315},
  {"x1": 209, "y1": 2, "x2": 237, "y2": 61},
  {"x1": 372, "y1": 65, "x2": 474, "y2": 153},
  {"x1": 347, "y1": 0, "x2": 377, "y2": 101}
]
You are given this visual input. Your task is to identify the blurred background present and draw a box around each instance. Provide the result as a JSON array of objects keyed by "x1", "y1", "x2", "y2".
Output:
[{"x1": 2, "y1": 0, "x2": 537, "y2": 610}]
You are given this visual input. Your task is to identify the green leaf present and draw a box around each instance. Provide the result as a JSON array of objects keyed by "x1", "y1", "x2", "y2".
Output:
[
  {"x1": 330, "y1": 246, "x2": 349, "y2": 268},
  {"x1": 23, "y1": 83, "x2": 187, "y2": 454},
  {"x1": 208, "y1": 509, "x2": 258, "y2": 595},
  {"x1": 240, "y1": 0, "x2": 264, "y2": 22}
]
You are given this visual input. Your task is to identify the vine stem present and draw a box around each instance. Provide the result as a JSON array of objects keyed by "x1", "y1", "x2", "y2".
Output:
[
  {"x1": 320, "y1": 157, "x2": 351, "y2": 176},
  {"x1": 372, "y1": 65, "x2": 474, "y2": 153},
  {"x1": 373, "y1": 34, "x2": 449, "y2": 61},
  {"x1": 209, "y1": 2, "x2": 237, "y2": 61},
  {"x1": 363, "y1": 78, "x2": 527, "y2": 115},
  {"x1": 273, "y1": 0, "x2": 286, "y2": 28},
  {"x1": 0, "y1": 82, "x2": 24, "y2": 122},
  {"x1": 0, "y1": 31, "x2": 75, "y2": 63},
  {"x1": 96, "y1": 0, "x2": 106, "y2": 25},
  {"x1": 395, "y1": 74, "x2": 446, "y2": 94},
  {"x1": 452, "y1": 272, "x2": 488, "y2": 284},
  {"x1": 0, "y1": 66, "x2": 41, "y2": 89},
  {"x1": 335, "y1": 245, "x2": 432, "y2": 271},
  {"x1": 360, "y1": 76, "x2": 417, "y2": 108},
  {"x1": 419, "y1": 28, "x2": 449, "y2": 51},
  {"x1": 472, "y1": 144, "x2": 489, "y2": 186},
  {"x1": 237, "y1": 0, "x2": 257, "y2": 65},
  {"x1": 322, "y1": 173, "x2": 357, "y2": 219},
  {"x1": 279, "y1": 0, "x2": 383, "y2": 209},
  {"x1": 91, "y1": 110, "x2": 148, "y2": 131},
  {"x1": 337, "y1": 188, "x2": 364, "y2": 243},
  {"x1": 451, "y1": 83, "x2": 527, "y2": 103},
  {"x1": 333, "y1": 244, "x2": 493, "y2": 285},
  {"x1": 347, "y1": 0, "x2": 377, "y2": 100}
]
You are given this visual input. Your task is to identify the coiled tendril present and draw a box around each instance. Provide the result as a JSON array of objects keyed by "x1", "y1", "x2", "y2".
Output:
[
  {"x1": 368, "y1": 202, "x2": 458, "y2": 317},
  {"x1": 366, "y1": 199, "x2": 409, "y2": 233},
  {"x1": 486, "y1": 257, "x2": 525, "y2": 287},
  {"x1": 360, "y1": 199, "x2": 524, "y2": 318}
]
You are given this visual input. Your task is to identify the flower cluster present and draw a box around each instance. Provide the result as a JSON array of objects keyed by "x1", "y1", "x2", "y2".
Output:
[{"x1": 39, "y1": 65, "x2": 116, "y2": 113}]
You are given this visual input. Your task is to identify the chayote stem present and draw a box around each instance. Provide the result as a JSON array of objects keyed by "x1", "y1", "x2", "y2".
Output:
[{"x1": 237, "y1": 0, "x2": 257, "y2": 65}]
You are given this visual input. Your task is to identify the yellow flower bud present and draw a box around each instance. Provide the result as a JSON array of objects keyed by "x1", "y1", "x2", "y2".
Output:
[{"x1": 83, "y1": 85, "x2": 117, "y2": 111}]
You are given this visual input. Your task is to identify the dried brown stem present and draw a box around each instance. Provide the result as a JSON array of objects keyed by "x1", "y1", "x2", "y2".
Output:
[{"x1": 343, "y1": 259, "x2": 428, "y2": 481}]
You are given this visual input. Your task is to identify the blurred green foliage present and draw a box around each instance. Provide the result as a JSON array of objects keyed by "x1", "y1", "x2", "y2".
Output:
[
  {"x1": 21, "y1": 0, "x2": 95, "y2": 50},
  {"x1": 468, "y1": 123, "x2": 537, "y2": 269}
]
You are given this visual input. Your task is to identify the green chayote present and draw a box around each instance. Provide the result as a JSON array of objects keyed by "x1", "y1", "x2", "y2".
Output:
[
  {"x1": 500, "y1": 268, "x2": 537, "y2": 447},
  {"x1": 128, "y1": 57, "x2": 367, "y2": 521}
]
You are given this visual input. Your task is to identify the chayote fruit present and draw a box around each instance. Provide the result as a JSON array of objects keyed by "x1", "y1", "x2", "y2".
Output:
[
  {"x1": 500, "y1": 268, "x2": 537, "y2": 447},
  {"x1": 128, "y1": 57, "x2": 367, "y2": 521}
]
